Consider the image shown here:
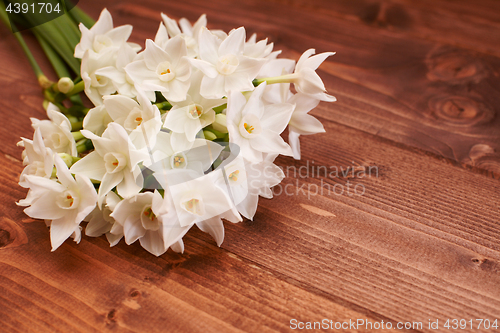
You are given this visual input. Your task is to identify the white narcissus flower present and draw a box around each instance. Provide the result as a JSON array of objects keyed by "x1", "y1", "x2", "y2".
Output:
[
  {"x1": 189, "y1": 27, "x2": 266, "y2": 99},
  {"x1": 292, "y1": 49, "x2": 336, "y2": 102},
  {"x1": 18, "y1": 127, "x2": 54, "y2": 188},
  {"x1": 148, "y1": 131, "x2": 224, "y2": 176},
  {"x1": 82, "y1": 104, "x2": 113, "y2": 136},
  {"x1": 103, "y1": 91, "x2": 162, "y2": 149},
  {"x1": 257, "y1": 58, "x2": 295, "y2": 104},
  {"x1": 81, "y1": 49, "x2": 117, "y2": 106},
  {"x1": 166, "y1": 169, "x2": 241, "y2": 246},
  {"x1": 244, "y1": 33, "x2": 276, "y2": 59},
  {"x1": 31, "y1": 103, "x2": 77, "y2": 156},
  {"x1": 74, "y1": 8, "x2": 139, "y2": 59},
  {"x1": 70, "y1": 123, "x2": 149, "y2": 206},
  {"x1": 20, "y1": 154, "x2": 97, "y2": 251},
  {"x1": 154, "y1": 22, "x2": 169, "y2": 50},
  {"x1": 84, "y1": 191, "x2": 123, "y2": 246},
  {"x1": 125, "y1": 37, "x2": 191, "y2": 102},
  {"x1": 226, "y1": 82, "x2": 294, "y2": 162},
  {"x1": 258, "y1": 58, "x2": 327, "y2": 160},
  {"x1": 240, "y1": 154, "x2": 284, "y2": 216},
  {"x1": 258, "y1": 56, "x2": 327, "y2": 160},
  {"x1": 110, "y1": 190, "x2": 191, "y2": 256},
  {"x1": 164, "y1": 70, "x2": 225, "y2": 142},
  {"x1": 94, "y1": 43, "x2": 139, "y2": 98},
  {"x1": 215, "y1": 154, "x2": 284, "y2": 220},
  {"x1": 288, "y1": 93, "x2": 325, "y2": 160},
  {"x1": 161, "y1": 13, "x2": 206, "y2": 58}
]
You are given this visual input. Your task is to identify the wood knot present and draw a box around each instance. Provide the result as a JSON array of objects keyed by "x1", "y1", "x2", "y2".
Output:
[
  {"x1": 107, "y1": 309, "x2": 117, "y2": 321},
  {"x1": 428, "y1": 95, "x2": 493, "y2": 126},
  {"x1": 461, "y1": 144, "x2": 500, "y2": 179},
  {"x1": 359, "y1": 3, "x2": 411, "y2": 29},
  {"x1": 0, "y1": 229, "x2": 13, "y2": 248},
  {"x1": 471, "y1": 258, "x2": 500, "y2": 273},
  {"x1": 469, "y1": 144, "x2": 495, "y2": 161},
  {"x1": 0, "y1": 218, "x2": 28, "y2": 250},
  {"x1": 359, "y1": 3, "x2": 381, "y2": 25},
  {"x1": 426, "y1": 46, "x2": 488, "y2": 84}
]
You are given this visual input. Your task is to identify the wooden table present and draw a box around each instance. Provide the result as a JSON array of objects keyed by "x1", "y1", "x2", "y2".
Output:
[{"x1": 1, "y1": 0, "x2": 499, "y2": 332}]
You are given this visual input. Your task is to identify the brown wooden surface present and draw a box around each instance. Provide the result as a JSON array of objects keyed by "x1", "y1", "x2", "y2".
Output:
[{"x1": 1, "y1": 0, "x2": 500, "y2": 332}]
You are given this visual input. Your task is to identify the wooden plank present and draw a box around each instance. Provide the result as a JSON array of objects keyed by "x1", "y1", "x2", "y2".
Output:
[
  {"x1": 218, "y1": 120, "x2": 500, "y2": 329},
  {"x1": 1, "y1": 0, "x2": 500, "y2": 331},
  {"x1": 256, "y1": 0, "x2": 500, "y2": 56},
  {"x1": 1, "y1": 154, "x2": 397, "y2": 332}
]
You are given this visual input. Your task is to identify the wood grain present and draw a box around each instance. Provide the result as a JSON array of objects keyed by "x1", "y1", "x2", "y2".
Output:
[
  {"x1": 231, "y1": 120, "x2": 500, "y2": 327},
  {"x1": 0, "y1": 0, "x2": 499, "y2": 332}
]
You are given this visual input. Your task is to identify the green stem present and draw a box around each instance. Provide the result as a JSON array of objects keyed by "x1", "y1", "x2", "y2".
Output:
[
  {"x1": 72, "y1": 131, "x2": 85, "y2": 141},
  {"x1": 154, "y1": 101, "x2": 172, "y2": 110},
  {"x1": 33, "y1": 30, "x2": 71, "y2": 79},
  {"x1": 51, "y1": 14, "x2": 80, "y2": 50},
  {"x1": 0, "y1": 2, "x2": 47, "y2": 83},
  {"x1": 54, "y1": 102, "x2": 68, "y2": 113},
  {"x1": 67, "y1": 115, "x2": 83, "y2": 130},
  {"x1": 76, "y1": 139, "x2": 93, "y2": 154},
  {"x1": 65, "y1": 80, "x2": 84, "y2": 96},
  {"x1": 60, "y1": 8, "x2": 82, "y2": 42},
  {"x1": 15, "y1": 32, "x2": 47, "y2": 82},
  {"x1": 213, "y1": 103, "x2": 227, "y2": 114},
  {"x1": 68, "y1": 5, "x2": 95, "y2": 28},
  {"x1": 58, "y1": 153, "x2": 81, "y2": 167},
  {"x1": 10, "y1": 2, "x2": 77, "y2": 68},
  {"x1": 67, "y1": 104, "x2": 89, "y2": 117},
  {"x1": 31, "y1": 21, "x2": 80, "y2": 74},
  {"x1": 71, "y1": 121, "x2": 83, "y2": 131},
  {"x1": 43, "y1": 88, "x2": 56, "y2": 103},
  {"x1": 253, "y1": 74, "x2": 298, "y2": 86}
]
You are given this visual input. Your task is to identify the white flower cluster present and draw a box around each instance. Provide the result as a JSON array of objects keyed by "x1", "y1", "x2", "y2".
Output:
[{"x1": 18, "y1": 9, "x2": 335, "y2": 255}]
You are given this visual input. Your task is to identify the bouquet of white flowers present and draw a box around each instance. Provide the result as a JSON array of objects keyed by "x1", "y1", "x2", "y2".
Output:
[{"x1": 2, "y1": 4, "x2": 335, "y2": 255}]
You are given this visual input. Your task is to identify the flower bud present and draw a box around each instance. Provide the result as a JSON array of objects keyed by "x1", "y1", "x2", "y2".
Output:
[
  {"x1": 57, "y1": 77, "x2": 75, "y2": 94},
  {"x1": 202, "y1": 130, "x2": 217, "y2": 141},
  {"x1": 212, "y1": 113, "x2": 228, "y2": 133},
  {"x1": 58, "y1": 153, "x2": 74, "y2": 167}
]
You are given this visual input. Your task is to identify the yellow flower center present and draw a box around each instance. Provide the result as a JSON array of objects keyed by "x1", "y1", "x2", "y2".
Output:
[
  {"x1": 186, "y1": 199, "x2": 197, "y2": 209},
  {"x1": 189, "y1": 105, "x2": 202, "y2": 118},
  {"x1": 66, "y1": 195, "x2": 74, "y2": 207},
  {"x1": 143, "y1": 207, "x2": 156, "y2": 221},
  {"x1": 229, "y1": 170, "x2": 239, "y2": 181},
  {"x1": 173, "y1": 156, "x2": 185, "y2": 167},
  {"x1": 244, "y1": 123, "x2": 254, "y2": 133}
]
